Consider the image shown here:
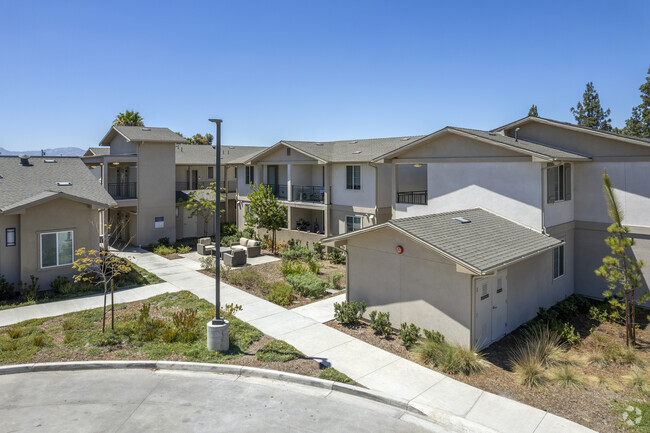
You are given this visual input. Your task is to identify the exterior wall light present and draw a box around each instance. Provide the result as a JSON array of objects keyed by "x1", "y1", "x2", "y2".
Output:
[{"x1": 413, "y1": 164, "x2": 423, "y2": 168}]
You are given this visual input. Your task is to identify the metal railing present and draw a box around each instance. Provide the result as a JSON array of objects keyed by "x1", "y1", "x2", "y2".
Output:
[
  {"x1": 108, "y1": 182, "x2": 137, "y2": 200},
  {"x1": 226, "y1": 180, "x2": 237, "y2": 193},
  {"x1": 396, "y1": 190, "x2": 427, "y2": 205},
  {"x1": 175, "y1": 180, "x2": 215, "y2": 191},
  {"x1": 292, "y1": 185, "x2": 324, "y2": 203},
  {"x1": 265, "y1": 184, "x2": 288, "y2": 200}
]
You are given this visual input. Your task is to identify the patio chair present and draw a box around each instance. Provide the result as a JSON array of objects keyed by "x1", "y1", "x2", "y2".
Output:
[
  {"x1": 223, "y1": 249, "x2": 247, "y2": 267},
  {"x1": 197, "y1": 237, "x2": 213, "y2": 255}
]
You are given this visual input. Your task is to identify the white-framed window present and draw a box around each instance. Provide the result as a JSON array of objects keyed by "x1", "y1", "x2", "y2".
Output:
[
  {"x1": 346, "y1": 216, "x2": 362, "y2": 233},
  {"x1": 547, "y1": 163, "x2": 571, "y2": 203},
  {"x1": 6, "y1": 228, "x2": 16, "y2": 247},
  {"x1": 346, "y1": 165, "x2": 361, "y2": 190},
  {"x1": 40, "y1": 230, "x2": 74, "y2": 268},
  {"x1": 245, "y1": 167, "x2": 255, "y2": 185},
  {"x1": 553, "y1": 244, "x2": 565, "y2": 279},
  {"x1": 208, "y1": 166, "x2": 214, "y2": 179}
]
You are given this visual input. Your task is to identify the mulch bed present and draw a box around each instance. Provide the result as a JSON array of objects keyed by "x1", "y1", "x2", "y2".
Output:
[{"x1": 326, "y1": 317, "x2": 647, "y2": 433}]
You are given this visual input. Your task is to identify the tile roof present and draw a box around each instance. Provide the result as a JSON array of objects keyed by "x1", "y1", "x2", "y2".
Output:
[
  {"x1": 0, "y1": 156, "x2": 116, "y2": 213},
  {"x1": 175, "y1": 144, "x2": 266, "y2": 165}
]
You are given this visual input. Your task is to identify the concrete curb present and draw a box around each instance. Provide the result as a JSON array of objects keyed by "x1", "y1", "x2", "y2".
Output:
[{"x1": 0, "y1": 361, "x2": 495, "y2": 433}]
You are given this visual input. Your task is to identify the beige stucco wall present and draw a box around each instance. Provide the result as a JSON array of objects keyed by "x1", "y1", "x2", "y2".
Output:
[
  {"x1": 0, "y1": 214, "x2": 21, "y2": 285},
  {"x1": 330, "y1": 207, "x2": 376, "y2": 237},
  {"x1": 109, "y1": 135, "x2": 137, "y2": 155},
  {"x1": 345, "y1": 227, "x2": 472, "y2": 347},
  {"x1": 137, "y1": 142, "x2": 176, "y2": 246},
  {"x1": 330, "y1": 163, "x2": 376, "y2": 208},
  {"x1": 17, "y1": 198, "x2": 100, "y2": 288}
]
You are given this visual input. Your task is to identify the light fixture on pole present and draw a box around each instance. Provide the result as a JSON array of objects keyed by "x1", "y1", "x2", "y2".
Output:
[{"x1": 206, "y1": 118, "x2": 229, "y2": 352}]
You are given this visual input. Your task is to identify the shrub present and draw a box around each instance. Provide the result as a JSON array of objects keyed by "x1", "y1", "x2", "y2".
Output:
[
  {"x1": 369, "y1": 310, "x2": 392, "y2": 336},
  {"x1": 307, "y1": 260, "x2": 321, "y2": 275},
  {"x1": 162, "y1": 327, "x2": 178, "y2": 343},
  {"x1": 199, "y1": 256, "x2": 216, "y2": 271},
  {"x1": 423, "y1": 328, "x2": 446, "y2": 344},
  {"x1": 267, "y1": 283, "x2": 293, "y2": 306},
  {"x1": 319, "y1": 367, "x2": 355, "y2": 384},
  {"x1": 399, "y1": 322, "x2": 420, "y2": 348},
  {"x1": 221, "y1": 235, "x2": 239, "y2": 247},
  {"x1": 256, "y1": 339, "x2": 304, "y2": 362},
  {"x1": 281, "y1": 242, "x2": 315, "y2": 263},
  {"x1": 280, "y1": 260, "x2": 309, "y2": 277},
  {"x1": 625, "y1": 367, "x2": 648, "y2": 391},
  {"x1": 157, "y1": 237, "x2": 171, "y2": 246},
  {"x1": 334, "y1": 301, "x2": 366, "y2": 326},
  {"x1": 61, "y1": 320, "x2": 73, "y2": 331},
  {"x1": 0, "y1": 274, "x2": 14, "y2": 301},
  {"x1": 50, "y1": 276, "x2": 70, "y2": 293},
  {"x1": 313, "y1": 242, "x2": 324, "y2": 260},
  {"x1": 509, "y1": 327, "x2": 563, "y2": 387},
  {"x1": 228, "y1": 267, "x2": 264, "y2": 290},
  {"x1": 552, "y1": 365, "x2": 584, "y2": 389},
  {"x1": 413, "y1": 338, "x2": 484, "y2": 375},
  {"x1": 221, "y1": 303, "x2": 243, "y2": 320},
  {"x1": 8, "y1": 328, "x2": 22, "y2": 339},
  {"x1": 286, "y1": 273, "x2": 327, "y2": 298},
  {"x1": 329, "y1": 272, "x2": 344, "y2": 290},
  {"x1": 153, "y1": 245, "x2": 176, "y2": 255},
  {"x1": 176, "y1": 245, "x2": 191, "y2": 254},
  {"x1": 18, "y1": 276, "x2": 40, "y2": 301},
  {"x1": 33, "y1": 335, "x2": 45, "y2": 347},
  {"x1": 220, "y1": 222, "x2": 237, "y2": 236},
  {"x1": 327, "y1": 248, "x2": 345, "y2": 264},
  {"x1": 172, "y1": 308, "x2": 197, "y2": 333}
]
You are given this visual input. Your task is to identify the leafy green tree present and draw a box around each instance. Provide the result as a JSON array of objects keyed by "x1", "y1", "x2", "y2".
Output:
[
  {"x1": 570, "y1": 82, "x2": 612, "y2": 131},
  {"x1": 113, "y1": 110, "x2": 144, "y2": 126},
  {"x1": 528, "y1": 105, "x2": 539, "y2": 117},
  {"x1": 187, "y1": 133, "x2": 214, "y2": 145},
  {"x1": 595, "y1": 170, "x2": 646, "y2": 346},
  {"x1": 244, "y1": 184, "x2": 287, "y2": 254},
  {"x1": 622, "y1": 67, "x2": 650, "y2": 138},
  {"x1": 178, "y1": 183, "x2": 223, "y2": 236}
]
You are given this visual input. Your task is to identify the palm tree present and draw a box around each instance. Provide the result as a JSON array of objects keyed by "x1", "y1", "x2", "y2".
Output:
[{"x1": 113, "y1": 110, "x2": 144, "y2": 126}]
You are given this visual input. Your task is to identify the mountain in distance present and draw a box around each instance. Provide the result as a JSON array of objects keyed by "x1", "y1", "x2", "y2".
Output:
[{"x1": 0, "y1": 146, "x2": 85, "y2": 157}]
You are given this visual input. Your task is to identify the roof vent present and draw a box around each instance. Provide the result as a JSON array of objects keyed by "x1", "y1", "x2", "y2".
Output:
[
  {"x1": 401, "y1": 137, "x2": 410, "y2": 141},
  {"x1": 141, "y1": 127, "x2": 151, "y2": 131},
  {"x1": 56, "y1": 181, "x2": 72, "y2": 186},
  {"x1": 452, "y1": 217, "x2": 471, "y2": 224},
  {"x1": 352, "y1": 150, "x2": 362, "y2": 154},
  {"x1": 489, "y1": 132, "x2": 497, "y2": 136},
  {"x1": 0, "y1": 175, "x2": 3, "y2": 179},
  {"x1": 315, "y1": 143, "x2": 323, "y2": 146},
  {"x1": 43, "y1": 159, "x2": 57, "y2": 163},
  {"x1": 19, "y1": 154, "x2": 31, "y2": 166},
  {"x1": 350, "y1": 141, "x2": 358, "y2": 144}
]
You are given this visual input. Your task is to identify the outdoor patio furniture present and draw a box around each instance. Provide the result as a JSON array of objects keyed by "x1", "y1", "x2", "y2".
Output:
[
  {"x1": 197, "y1": 237, "x2": 214, "y2": 255},
  {"x1": 223, "y1": 249, "x2": 247, "y2": 267},
  {"x1": 230, "y1": 237, "x2": 261, "y2": 258},
  {"x1": 219, "y1": 246, "x2": 232, "y2": 259}
]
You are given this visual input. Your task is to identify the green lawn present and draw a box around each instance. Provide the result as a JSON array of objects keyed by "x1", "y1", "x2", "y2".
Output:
[{"x1": 0, "y1": 291, "x2": 263, "y2": 364}]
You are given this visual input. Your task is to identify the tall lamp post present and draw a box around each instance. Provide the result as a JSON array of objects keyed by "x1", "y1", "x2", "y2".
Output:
[{"x1": 206, "y1": 118, "x2": 229, "y2": 352}]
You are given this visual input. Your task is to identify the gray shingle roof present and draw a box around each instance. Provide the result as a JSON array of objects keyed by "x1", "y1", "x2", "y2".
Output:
[
  {"x1": 450, "y1": 127, "x2": 592, "y2": 161},
  {"x1": 84, "y1": 147, "x2": 110, "y2": 156},
  {"x1": 389, "y1": 208, "x2": 562, "y2": 273},
  {"x1": 249, "y1": 136, "x2": 426, "y2": 164},
  {"x1": 175, "y1": 144, "x2": 266, "y2": 165},
  {"x1": 0, "y1": 156, "x2": 116, "y2": 213},
  {"x1": 110, "y1": 126, "x2": 187, "y2": 144}
]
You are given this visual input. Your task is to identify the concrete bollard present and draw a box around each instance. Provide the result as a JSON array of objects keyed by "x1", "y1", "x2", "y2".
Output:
[{"x1": 206, "y1": 320, "x2": 229, "y2": 352}]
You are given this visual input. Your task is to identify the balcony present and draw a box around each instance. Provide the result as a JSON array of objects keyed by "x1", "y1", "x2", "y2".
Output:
[
  {"x1": 265, "y1": 184, "x2": 288, "y2": 200},
  {"x1": 292, "y1": 185, "x2": 324, "y2": 204},
  {"x1": 175, "y1": 180, "x2": 215, "y2": 191},
  {"x1": 108, "y1": 182, "x2": 137, "y2": 200},
  {"x1": 397, "y1": 190, "x2": 427, "y2": 205}
]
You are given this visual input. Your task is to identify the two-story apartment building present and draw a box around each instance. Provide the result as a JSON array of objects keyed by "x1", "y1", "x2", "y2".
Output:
[
  {"x1": 237, "y1": 137, "x2": 419, "y2": 243},
  {"x1": 324, "y1": 117, "x2": 650, "y2": 349}
]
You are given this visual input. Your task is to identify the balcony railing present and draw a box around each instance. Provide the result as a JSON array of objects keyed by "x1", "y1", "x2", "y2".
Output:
[
  {"x1": 226, "y1": 180, "x2": 237, "y2": 193},
  {"x1": 265, "y1": 184, "x2": 288, "y2": 200},
  {"x1": 397, "y1": 190, "x2": 427, "y2": 205},
  {"x1": 108, "y1": 182, "x2": 137, "y2": 200},
  {"x1": 175, "y1": 180, "x2": 215, "y2": 191},
  {"x1": 292, "y1": 185, "x2": 324, "y2": 203}
]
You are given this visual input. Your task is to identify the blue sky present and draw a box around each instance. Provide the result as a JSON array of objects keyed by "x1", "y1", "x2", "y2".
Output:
[{"x1": 0, "y1": 0, "x2": 648, "y2": 151}]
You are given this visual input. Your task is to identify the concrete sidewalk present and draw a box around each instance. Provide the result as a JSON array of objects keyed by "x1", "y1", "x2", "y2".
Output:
[{"x1": 0, "y1": 248, "x2": 595, "y2": 433}]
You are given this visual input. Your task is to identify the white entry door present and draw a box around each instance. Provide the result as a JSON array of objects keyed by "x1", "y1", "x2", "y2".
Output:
[{"x1": 474, "y1": 270, "x2": 508, "y2": 349}]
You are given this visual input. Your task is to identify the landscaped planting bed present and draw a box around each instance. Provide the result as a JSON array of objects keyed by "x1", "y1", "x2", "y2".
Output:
[
  {"x1": 328, "y1": 296, "x2": 650, "y2": 433},
  {"x1": 0, "y1": 291, "x2": 327, "y2": 379}
]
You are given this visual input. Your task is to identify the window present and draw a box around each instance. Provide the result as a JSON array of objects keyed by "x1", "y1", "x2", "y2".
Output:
[
  {"x1": 40, "y1": 231, "x2": 73, "y2": 268},
  {"x1": 346, "y1": 165, "x2": 361, "y2": 190},
  {"x1": 208, "y1": 166, "x2": 214, "y2": 179},
  {"x1": 547, "y1": 163, "x2": 571, "y2": 203},
  {"x1": 553, "y1": 244, "x2": 565, "y2": 279},
  {"x1": 245, "y1": 167, "x2": 255, "y2": 185},
  {"x1": 287, "y1": 148, "x2": 291, "y2": 156},
  {"x1": 346, "y1": 216, "x2": 362, "y2": 233},
  {"x1": 6, "y1": 228, "x2": 16, "y2": 247}
]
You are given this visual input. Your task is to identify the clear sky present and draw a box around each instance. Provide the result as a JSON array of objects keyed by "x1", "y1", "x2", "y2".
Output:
[{"x1": 0, "y1": 0, "x2": 649, "y2": 151}]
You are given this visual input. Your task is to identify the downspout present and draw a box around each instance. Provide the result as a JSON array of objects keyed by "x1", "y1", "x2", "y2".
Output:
[{"x1": 540, "y1": 164, "x2": 547, "y2": 234}]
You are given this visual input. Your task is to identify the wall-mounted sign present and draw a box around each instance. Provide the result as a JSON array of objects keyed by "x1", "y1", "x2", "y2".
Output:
[
  {"x1": 155, "y1": 216, "x2": 164, "y2": 229},
  {"x1": 396, "y1": 245, "x2": 404, "y2": 254}
]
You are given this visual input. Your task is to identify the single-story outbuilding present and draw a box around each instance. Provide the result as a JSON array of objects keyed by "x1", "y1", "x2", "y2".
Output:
[
  {"x1": 0, "y1": 155, "x2": 116, "y2": 289},
  {"x1": 323, "y1": 208, "x2": 570, "y2": 349}
]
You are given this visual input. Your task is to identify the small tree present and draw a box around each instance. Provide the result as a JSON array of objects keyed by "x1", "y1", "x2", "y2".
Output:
[
  {"x1": 73, "y1": 247, "x2": 131, "y2": 332},
  {"x1": 244, "y1": 184, "x2": 287, "y2": 254},
  {"x1": 570, "y1": 82, "x2": 612, "y2": 131},
  {"x1": 528, "y1": 104, "x2": 539, "y2": 117},
  {"x1": 178, "y1": 182, "x2": 222, "y2": 236},
  {"x1": 113, "y1": 110, "x2": 144, "y2": 127},
  {"x1": 187, "y1": 133, "x2": 214, "y2": 145},
  {"x1": 595, "y1": 170, "x2": 646, "y2": 346}
]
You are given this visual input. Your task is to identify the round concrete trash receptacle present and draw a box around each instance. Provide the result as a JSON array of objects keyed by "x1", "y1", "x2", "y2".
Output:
[{"x1": 207, "y1": 319, "x2": 230, "y2": 352}]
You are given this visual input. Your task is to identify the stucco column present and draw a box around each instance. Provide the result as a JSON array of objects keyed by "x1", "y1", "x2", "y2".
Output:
[
  {"x1": 287, "y1": 163, "x2": 292, "y2": 201},
  {"x1": 287, "y1": 206, "x2": 293, "y2": 230},
  {"x1": 324, "y1": 208, "x2": 330, "y2": 237},
  {"x1": 324, "y1": 164, "x2": 331, "y2": 205},
  {"x1": 391, "y1": 162, "x2": 398, "y2": 219}
]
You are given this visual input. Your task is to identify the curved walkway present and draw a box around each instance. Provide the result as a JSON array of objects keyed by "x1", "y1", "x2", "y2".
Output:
[
  {"x1": 0, "y1": 249, "x2": 595, "y2": 433},
  {"x1": 0, "y1": 364, "x2": 445, "y2": 433}
]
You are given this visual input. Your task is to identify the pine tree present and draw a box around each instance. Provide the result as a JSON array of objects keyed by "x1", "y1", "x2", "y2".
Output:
[
  {"x1": 622, "y1": 67, "x2": 650, "y2": 138},
  {"x1": 528, "y1": 105, "x2": 539, "y2": 117},
  {"x1": 570, "y1": 82, "x2": 612, "y2": 131}
]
